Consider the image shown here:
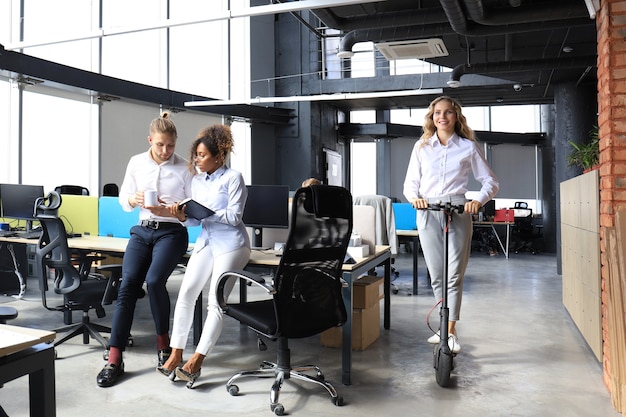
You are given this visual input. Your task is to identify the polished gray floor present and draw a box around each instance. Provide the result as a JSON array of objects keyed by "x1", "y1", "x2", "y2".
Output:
[{"x1": 0, "y1": 250, "x2": 619, "y2": 417}]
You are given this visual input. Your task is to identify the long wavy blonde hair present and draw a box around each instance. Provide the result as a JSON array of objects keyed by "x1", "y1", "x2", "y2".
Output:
[{"x1": 421, "y1": 96, "x2": 475, "y2": 141}]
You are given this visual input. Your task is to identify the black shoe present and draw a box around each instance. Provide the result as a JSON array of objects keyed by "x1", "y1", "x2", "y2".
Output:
[
  {"x1": 158, "y1": 349, "x2": 171, "y2": 367},
  {"x1": 97, "y1": 362, "x2": 124, "y2": 387}
]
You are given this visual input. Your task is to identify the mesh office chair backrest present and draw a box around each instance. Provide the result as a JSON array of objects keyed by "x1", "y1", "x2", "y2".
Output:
[
  {"x1": 34, "y1": 192, "x2": 82, "y2": 295},
  {"x1": 273, "y1": 185, "x2": 353, "y2": 339}
]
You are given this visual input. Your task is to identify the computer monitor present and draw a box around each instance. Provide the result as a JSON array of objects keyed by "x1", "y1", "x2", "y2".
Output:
[
  {"x1": 483, "y1": 199, "x2": 496, "y2": 217},
  {"x1": 242, "y1": 184, "x2": 290, "y2": 249},
  {"x1": 0, "y1": 183, "x2": 45, "y2": 231}
]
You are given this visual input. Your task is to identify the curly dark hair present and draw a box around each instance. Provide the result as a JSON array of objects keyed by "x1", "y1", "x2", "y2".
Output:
[{"x1": 188, "y1": 124, "x2": 234, "y2": 172}]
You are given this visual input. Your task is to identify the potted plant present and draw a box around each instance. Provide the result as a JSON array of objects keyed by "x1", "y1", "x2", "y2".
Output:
[{"x1": 567, "y1": 125, "x2": 600, "y2": 172}]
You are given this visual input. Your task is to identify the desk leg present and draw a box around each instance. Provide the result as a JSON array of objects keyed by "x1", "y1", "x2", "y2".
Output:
[
  {"x1": 341, "y1": 271, "x2": 353, "y2": 385},
  {"x1": 412, "y1": 236, "x2": 419, "y2": 295},
  {"x1": 29, "y1": 347, "x2": 56, "y2": 417},
  {"x1": 490, "y1": 224, "x2": 509, "y2": 259},
  {"x1": 505, "y1": 223, "x2": 510, "y2": 259},
  {"x1": 383, "y1": 258, "x2": 390, "y2": 330}
]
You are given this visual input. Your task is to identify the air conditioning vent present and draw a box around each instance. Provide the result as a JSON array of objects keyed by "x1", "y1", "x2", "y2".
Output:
[{"x1": 375, "y1": 38, "x2": 449, "y2": 60}]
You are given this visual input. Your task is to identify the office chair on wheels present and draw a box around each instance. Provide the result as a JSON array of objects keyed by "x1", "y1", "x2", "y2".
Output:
[
  {"x1": 216, "y1": 185, "x2": 353, "y2": 416},
  {"x1": 512, "y1": 202, "x2": 540, "y2": 254},
  {"x1": 34, "y1": 191, "x2": 121, "y2": 358}
]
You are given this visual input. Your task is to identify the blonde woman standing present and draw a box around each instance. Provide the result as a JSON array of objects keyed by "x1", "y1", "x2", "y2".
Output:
[{"x1": 403, "y1": 96, "x2": 499, "y2": 353}]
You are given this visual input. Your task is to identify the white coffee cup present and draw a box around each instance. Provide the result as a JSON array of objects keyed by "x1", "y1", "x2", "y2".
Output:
[{"x1": 144, "y1": 190, "x2": 158, "y2": 207}]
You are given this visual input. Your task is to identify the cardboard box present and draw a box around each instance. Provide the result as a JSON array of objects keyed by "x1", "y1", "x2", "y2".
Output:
[
  {"x1": 353, "y1": 275, "x2": 383, "y2": 309},
  {"x1": 320, "y1": 302, "x2": 380, "y2": 351},
  {"x1": 347, "y1": 244, "x2": 369, "y2": 259},
  {"x1": 494, "y1": 209, "x2": 514, "y2": 222}
]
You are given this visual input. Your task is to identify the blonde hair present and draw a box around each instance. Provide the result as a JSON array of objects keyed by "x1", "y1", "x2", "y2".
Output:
[
  {"x1": 149, "y1": 111, "x2": 178, "y2": 138},
  {"x1": 302, "y1": 178, "x2": 322, "y2": 187},
  {"x1": 421, "y1": 96, "x2": 475, "y2": 141}
]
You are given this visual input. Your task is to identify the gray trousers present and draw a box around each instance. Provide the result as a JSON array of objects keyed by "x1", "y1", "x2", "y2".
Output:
[{"x1": 417, "y1": 199, "x2": 473, "y2": 321}]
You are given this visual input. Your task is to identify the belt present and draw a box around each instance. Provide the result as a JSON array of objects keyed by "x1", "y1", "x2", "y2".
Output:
[{"x1": 140, "y1": 220, "x2": 182, "y2": 230}]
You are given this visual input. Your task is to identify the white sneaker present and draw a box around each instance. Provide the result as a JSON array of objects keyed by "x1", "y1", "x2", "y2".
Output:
[
  {"x1": 448, "y1": 334, "x2": 461, "y2": 353},
  {"x1": 427, "y1": 332, "x2": 440, "y2": 344}
]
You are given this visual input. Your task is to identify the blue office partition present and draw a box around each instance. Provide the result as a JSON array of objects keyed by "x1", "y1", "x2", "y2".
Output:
[
  {"x1": 392, "y1": 202, "x2": 417, "y2": 231},
  {"x1": 98, "y1": 197, "x2": 139, "y2": 238}
]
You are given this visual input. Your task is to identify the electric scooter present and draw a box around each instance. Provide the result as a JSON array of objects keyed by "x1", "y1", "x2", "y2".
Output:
[{"x1": 423, "y1": 202, "x2": 465, "y2": 387}]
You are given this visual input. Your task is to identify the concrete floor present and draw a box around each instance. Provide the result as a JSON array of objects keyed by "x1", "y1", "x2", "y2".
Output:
[{"x1": 0, "y1": 250, "x2": 619, "y2": 417}]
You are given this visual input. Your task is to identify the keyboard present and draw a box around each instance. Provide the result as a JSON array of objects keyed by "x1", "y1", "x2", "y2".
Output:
[
  {"x1": 17, "y1": 230, "x2": 42, "y2": 240},
  {"x1": 0, "y1": 230, "x2": 18, "y2": 237}
]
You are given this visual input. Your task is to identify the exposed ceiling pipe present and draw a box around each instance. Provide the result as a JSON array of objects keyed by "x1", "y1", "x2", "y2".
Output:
[
  {"x1": 311, "y1": 8, "x2": 450, "y2": 31},
  {"x1": 461, "y1": 0, "x2": 588, "y2": 26},
  {"x1": 446, "y1": 56, "x2": 597, "y2": 87},
  {"x1": 336, "y1": 17, "x2": 593, "y2": 58}
]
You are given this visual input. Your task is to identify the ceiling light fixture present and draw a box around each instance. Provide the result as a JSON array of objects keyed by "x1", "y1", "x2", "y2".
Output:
[{"x1": 184, "y1": 88, "x2": 444, "y2": 107}]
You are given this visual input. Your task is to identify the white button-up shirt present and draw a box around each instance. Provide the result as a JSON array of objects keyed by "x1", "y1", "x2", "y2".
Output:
[
  {"x1": 186, "y1": 165, "x2": 250, "y2": 255},
  {"x1": 403, "y1": 133, "x2": 499, "y2": 205},
  {"x1": 118, "y1": 150, "x2": 192, "y2": 223}
]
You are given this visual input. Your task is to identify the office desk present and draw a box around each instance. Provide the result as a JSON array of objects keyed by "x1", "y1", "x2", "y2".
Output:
[
  {"x1": 473, "y1": 221, "x2": 514, "y2": 259},
  {"x1": 396, "y1": 229, "x2": 419, "y2": 295},
  {"x1": 0, "y1": 325, "x2": 56, "y2": 417},
  {"x1": 1, "y1": 236, "x2": 391, "y2": 386}
]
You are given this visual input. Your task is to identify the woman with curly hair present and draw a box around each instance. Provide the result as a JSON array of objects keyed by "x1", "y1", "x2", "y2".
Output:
[{"x1": 158, "y1": 124, "x2": 250, "y2": 387}]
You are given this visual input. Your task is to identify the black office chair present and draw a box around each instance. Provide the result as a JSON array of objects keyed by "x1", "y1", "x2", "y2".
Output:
[
  {"x1": 54, "y1": 185, "x2": 89, "y2": 196},
  {"x1": 512, "y1": 202, "x2": 539, "y2": 254},
  {"x1": 34, "y1": 191, "x2": 120, "y2": 358},
  {"x1": 102, "y1": 183, "x2": 119, "y2": 197},
  {"x1": 216, "y1": 185, "x2": 352, "y2": 416}
]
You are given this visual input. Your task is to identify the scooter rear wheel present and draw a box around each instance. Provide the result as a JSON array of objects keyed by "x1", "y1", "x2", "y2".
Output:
[{"x1": 435, "y1": 347, "x2": 453, "y2": 387}]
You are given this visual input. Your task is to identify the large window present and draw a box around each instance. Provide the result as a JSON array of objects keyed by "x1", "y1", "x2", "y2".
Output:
[{"x1": 0, "y1": 0, "x2": 248, "y2": 194}]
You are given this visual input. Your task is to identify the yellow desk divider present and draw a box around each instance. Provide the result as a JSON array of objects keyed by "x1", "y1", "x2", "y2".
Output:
[{"x1": 57, "y1": 195, "x2": 99, "y2": 236}]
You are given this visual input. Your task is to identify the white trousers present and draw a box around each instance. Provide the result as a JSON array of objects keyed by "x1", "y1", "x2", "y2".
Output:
[
  {"x1": 417, "y1": 203, "x2": 472, "y2": 321},
  {"x1": 170, "y1": 245, "x2": 250, "y2": 355}
]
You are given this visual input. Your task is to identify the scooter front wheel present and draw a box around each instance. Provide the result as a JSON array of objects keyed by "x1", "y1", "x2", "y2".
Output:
[{"x1": 434, "y1": 347, "x2": 453, "y2": 387}]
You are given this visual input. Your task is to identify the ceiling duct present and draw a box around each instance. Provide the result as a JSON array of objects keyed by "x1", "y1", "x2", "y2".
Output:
[
  {"x1": 375, "y1": 38, "x2": 449, "y2": 60},
  {"x1": 446, "y1": 56, "x2": 597, "y2": 87},
  {"x1": 336, "y1": 17, "x2": 591, "y2": 58}
]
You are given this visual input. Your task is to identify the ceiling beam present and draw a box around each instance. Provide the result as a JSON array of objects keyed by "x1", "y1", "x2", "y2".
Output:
[{"x1": 4, "y1": 0, "x2": 380, "y2": 50}]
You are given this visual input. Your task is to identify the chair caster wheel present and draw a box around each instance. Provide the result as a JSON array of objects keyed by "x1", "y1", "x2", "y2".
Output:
[
  {"x1": 258, "y1": 338, "x2": 267, "y2": 351},
  {"x1": 227, "y1": 384, "x2": 239, "y2": 396},
  {"x1": 333, "y1": 395, "x2": 344, "y2": 406},
  {"x1": 271, "y1": 403, "x2": 284, "y2": 416}
]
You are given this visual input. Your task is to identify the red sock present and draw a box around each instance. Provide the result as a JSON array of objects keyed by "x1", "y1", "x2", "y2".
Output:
[
  {"x1": 157, "y1": 334, "x2": 170, "y2": 351},
  {"x1": 108, "y1": 346, "x2": 122, "y2": 366}
]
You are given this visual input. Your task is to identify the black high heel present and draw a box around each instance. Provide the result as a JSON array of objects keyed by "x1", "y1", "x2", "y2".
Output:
[{"x1": 174, "y1": 367, "x2": 201, "y2": 389}]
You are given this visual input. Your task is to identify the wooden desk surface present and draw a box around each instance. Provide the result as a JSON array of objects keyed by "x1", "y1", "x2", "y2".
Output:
[
  {"x1": 0, "y1": 324, "x2": 56, "y2": 357},
  {"x1": 0, "y1": 234, "x2": 390, "y2": 271},
  {"x1": 248, "y1": 245, "x2": 390, "y2": 270}
]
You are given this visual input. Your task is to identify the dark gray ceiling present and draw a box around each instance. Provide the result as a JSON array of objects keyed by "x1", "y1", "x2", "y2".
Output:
[{"x1": 308, "y1": 0, "x2": 597, "y2": 110}]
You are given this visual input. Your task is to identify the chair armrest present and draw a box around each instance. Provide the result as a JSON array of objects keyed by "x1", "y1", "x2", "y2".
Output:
[
  {"x1": 216, "y1": 269, "x2": 276, "y2": 311},
  {"x1": 97, "y1": 264, "x2": 123, "y2": 305}
]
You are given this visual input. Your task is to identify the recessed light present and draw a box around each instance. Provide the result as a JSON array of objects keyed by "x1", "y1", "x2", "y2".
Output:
[{"x1": 563, "y1": 46, "x2": 573, "y2": 53}]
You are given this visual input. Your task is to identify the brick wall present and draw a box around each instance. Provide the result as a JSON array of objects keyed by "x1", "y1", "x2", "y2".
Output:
[{"x1": 597, "y1": 0, "x2": 626, "y2": 393}]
